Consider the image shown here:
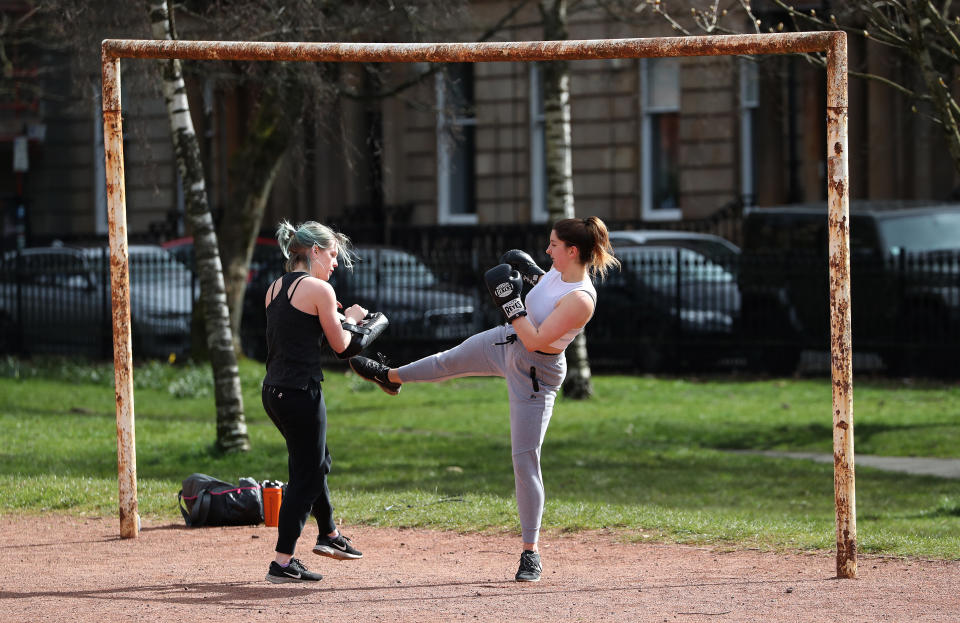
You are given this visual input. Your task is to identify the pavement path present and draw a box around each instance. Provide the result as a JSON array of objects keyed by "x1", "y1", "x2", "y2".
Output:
[{"x1": 731, "y1": 450, "x2": 960, "y2": 479}]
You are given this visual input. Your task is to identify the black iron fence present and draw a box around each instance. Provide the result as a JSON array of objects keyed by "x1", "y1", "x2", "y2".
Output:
[
  {"x1": 0, "y1": 245, "x2": 193, "y2": 360},
  {"x1": 3, "y1": 238, "x2": 959, "y2": 377}
]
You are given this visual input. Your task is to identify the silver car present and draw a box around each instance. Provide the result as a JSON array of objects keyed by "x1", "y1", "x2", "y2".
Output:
[{"x1": 0, "y1": 244, "x2": 193, "y2": 359}]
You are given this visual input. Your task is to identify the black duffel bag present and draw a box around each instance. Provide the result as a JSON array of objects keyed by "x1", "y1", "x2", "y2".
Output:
[{"x1": 177, "y1": 473, "x2": 264, "y2": 527}]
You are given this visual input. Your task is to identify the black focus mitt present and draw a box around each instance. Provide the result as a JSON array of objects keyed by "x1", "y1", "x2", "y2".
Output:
[{"x1": 335, "y1": 312, "x2": 389, "y2": 359}]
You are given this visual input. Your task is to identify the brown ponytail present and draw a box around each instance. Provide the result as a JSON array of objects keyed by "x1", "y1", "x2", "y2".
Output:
[{"x1": 553, "y1": 216, "x2": 620, "y2": 280}]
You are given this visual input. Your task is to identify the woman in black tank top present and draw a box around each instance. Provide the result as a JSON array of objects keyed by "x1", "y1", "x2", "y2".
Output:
[{"x1": 261, "y1": 220, "x2": 368, "y2": 585}]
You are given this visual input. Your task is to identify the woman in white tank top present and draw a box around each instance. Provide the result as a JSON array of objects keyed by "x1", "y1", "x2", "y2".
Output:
[
  {"x1": 515, "y1": 238, "x2": 599, "y2": 353},
  {"x1": 349, "y1": 217, "x2": 620, "y2": 583}
]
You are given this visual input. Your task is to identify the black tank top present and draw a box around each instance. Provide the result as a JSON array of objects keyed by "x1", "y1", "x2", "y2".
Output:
[{"x1": 263, "y1": 271, "x2": 325, "y2": 390}]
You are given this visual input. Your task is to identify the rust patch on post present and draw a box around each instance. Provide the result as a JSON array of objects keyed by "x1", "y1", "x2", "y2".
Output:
[
  {"x1": 103, "y1": 54, "x2": 139, "y2": 539},
  {"x1": 826, "y1": 32, "x2": 856, "y2": 579}
]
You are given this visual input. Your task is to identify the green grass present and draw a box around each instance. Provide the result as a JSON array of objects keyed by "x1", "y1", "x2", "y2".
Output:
[{"x1": 0, "y1": 356, "x2": 958, "y2": 558}]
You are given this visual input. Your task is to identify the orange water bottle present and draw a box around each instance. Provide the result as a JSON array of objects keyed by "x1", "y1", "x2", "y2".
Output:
[{"x1": 262, "y1": 480, "x2": 283, "y2": 527}]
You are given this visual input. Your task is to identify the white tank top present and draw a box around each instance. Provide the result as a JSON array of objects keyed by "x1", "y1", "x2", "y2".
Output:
[{"x1": 522, "y1": 267, "x2": 597, "y2": 350}]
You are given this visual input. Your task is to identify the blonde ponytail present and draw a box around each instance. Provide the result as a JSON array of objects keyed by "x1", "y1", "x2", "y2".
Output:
[{"x1": 276, "y1": 219, "x2": 297, "y2": 260}]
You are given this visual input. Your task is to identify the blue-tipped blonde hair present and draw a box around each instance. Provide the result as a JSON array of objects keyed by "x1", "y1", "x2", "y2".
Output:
[{"x1": 275, "y1": 220, "x2": 356, "y2": 273}]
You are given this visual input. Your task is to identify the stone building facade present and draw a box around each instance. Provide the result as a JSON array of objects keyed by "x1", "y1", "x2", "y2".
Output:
[{"x1": 1, "y1": 1, "x2": 957, "y2": 245}]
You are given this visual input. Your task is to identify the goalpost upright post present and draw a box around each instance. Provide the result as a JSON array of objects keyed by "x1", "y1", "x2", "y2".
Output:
[{"x1": 101, "y1": 31, "x2": 855, "y2": 578}]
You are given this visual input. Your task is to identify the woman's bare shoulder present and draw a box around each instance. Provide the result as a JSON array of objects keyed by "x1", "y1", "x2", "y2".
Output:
[
  {"x1": 560, "y1": 289, "x2": 595, "y2": 309},
  {"x1": 296, "y1": 275, "x2": 336, "y2": 298}
]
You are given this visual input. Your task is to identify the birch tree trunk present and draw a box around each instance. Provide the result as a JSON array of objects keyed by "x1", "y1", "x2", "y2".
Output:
[
  {"x1": 539, "y1": 0, "x2": 593, "y2": 399},
  {"x1": 148, "y1": 0, "x2": 249, "y2": 452}
]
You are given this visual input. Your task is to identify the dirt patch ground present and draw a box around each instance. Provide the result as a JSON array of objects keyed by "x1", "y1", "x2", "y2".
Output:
[{"x1": 1, "y1": 514, "x2": 957, "y2": 622}]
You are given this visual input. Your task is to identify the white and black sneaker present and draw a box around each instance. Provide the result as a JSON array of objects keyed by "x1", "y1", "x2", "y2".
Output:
[
  {"x1": 265, "y1": 558, "x2": 323, "y2": 583},
  {"x1": 313, "y1": 533, "x2": 363, "y2": 560},
  {"x1": 349, "y1": 355, "x2": 401, "y2": 396},
  {"x1": 515, "y1": 550, "x2": 542, "y2": 582}
]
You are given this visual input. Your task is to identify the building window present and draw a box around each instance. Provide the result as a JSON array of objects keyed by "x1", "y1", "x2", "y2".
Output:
[
  {"x1": 641, "y1": 58, "x2": 681, "y2": 220},
  {"x1": 529, "y1": 64, "x2": 548, "y2": 223},
  {"x1": 436, "y1": 64, "x2": 477, "y2": 224},
  {"x1": 740, "y1": 58, "x2": 759, "y2": 207}
]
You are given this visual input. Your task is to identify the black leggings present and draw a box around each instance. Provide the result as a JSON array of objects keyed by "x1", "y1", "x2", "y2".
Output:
[{"x1": 262, "y1": 380, "x2": 336, "y2": 555}]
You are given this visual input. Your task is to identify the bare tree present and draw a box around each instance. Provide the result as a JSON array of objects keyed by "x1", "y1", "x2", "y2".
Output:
[
  {"x1": 614, "y1": 0, "x2": 960, "y2": 177},
  {"x1": 539, "y1": 0, "x2": 594, "y2": 399},
  {"x1": 172, "y1": 1, "x2": 465, "y2": 353},
  {"x1": 0, "y1": 3, "x2": 52, "y2": 105},
  {"x1": 187, "y1": 0, "x2": 535, "y2": 354},
  {"x1": 216, "y1": 76, "x2": 302, "y2": 347},
  {"x1": 147, "y1": 0, "x2": 249, "y2": 452},
  {"x1": 765, "y1": 0, "x2": 960, "y2": 178},
  {"x1": 20, "y1": 0, "x2": 249, "y2": 452},
  {"x1": 149, "y1": 1, "x2": 458, "y2": 448}
]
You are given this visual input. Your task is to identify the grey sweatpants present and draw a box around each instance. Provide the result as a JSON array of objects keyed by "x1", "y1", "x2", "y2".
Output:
[{"x1": 397, "y1": 324, "x2": 567, "y2": 544}]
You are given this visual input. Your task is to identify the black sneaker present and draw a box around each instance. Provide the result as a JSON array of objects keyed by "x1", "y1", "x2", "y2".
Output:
[
  {"x1": 515, "y1": 550, "x2": 541, "y2": 582},
  {"x1": 313, "y1": 533, "x2": 363, "y2": 560},
  {"x1": 349, "y1": 355, "x2": 401, "y2": 396},
  {"x1": 265, "y1": 558, "x2": 323, "y2": 583}
]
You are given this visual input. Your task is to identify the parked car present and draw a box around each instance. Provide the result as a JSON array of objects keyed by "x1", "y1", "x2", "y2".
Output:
[
  {"x1": 590, "y1": 232, "x2": 742, "y2": 371},
  {"x1": 608, "y1": 230, "x2": 741, "y2": 269},
  {"x1": 740, "y1": 202, "x2": 960, "y2": 375},
  {"x1": 0, "y1": 244, "x2": 193, "y2": 359},
  {"x1": 161, "y1": 235, "x2": 283, "y2": 287},
  {"x1": 221, "y1": 241, "x2": 482, "y2": 361}
]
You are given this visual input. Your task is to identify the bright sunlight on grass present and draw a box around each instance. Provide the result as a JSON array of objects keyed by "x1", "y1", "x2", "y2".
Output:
[{"x1": 0, "y1": 356, "x2": 957, "y2": 558}]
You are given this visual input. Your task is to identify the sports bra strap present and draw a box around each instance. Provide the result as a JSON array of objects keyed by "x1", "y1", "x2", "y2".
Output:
[{"x1": 287, "y1": 274, "x2": 308, "y2": 299}]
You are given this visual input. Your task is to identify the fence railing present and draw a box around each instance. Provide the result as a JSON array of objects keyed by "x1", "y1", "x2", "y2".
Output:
[
  {"x1": 0, "y1": 246, "x2": 193, "y2": 360},
  {"x1": 2, "y1": 241, "x2": 959, "y2": 376}
]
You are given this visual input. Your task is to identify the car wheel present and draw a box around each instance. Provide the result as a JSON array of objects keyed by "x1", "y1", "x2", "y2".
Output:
[
  {"x1": 884, "y1": 345, "x2": 959, "y2": 379},
  {"x1": 880, "y1": 347, "x2": 908, "y2": 377},
  {"x1": 241, "y1": 334, "x2": 267, "y2": 362},
  {"x1": 741, "y1": 296, "x2": 801, "y2": 376},
  {"x1": 0, "y1": 313, "x2": 16, "y2": 354},
  {"x1": 746, "y1": 344, "x2": 801, "y2": 376},
  {"x1": 628, "y1": 314, "x2": 676, "y2": 373},
  {"x1": 634, "y1": 344, "x2": 665, "y2": 372},
  {"x1": 130, "y1": 325, "x2": 144, "y2": 358},
  {"x1": 887, "y1": 305, "x2": 959, "y2": 378},
  {"x1": 240, "y1": 316, "x2": 267, "y2": 361}
]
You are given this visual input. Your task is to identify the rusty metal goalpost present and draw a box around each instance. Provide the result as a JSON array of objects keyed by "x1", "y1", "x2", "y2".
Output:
[{"x1": 101, "y1": 31, "x2": 856, "y2": 578}]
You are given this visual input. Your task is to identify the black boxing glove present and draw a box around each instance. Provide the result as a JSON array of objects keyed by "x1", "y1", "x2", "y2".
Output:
[
  {"x1": 484, "y1": 263, "x2": 527, "y2": 322},
  {"x1": 499, "y1": 249, "x2": 545, "y2": 286}
]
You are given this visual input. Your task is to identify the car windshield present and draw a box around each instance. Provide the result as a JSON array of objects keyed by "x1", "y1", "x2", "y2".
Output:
[
  {"x1": 130, "y1": 249, "x2": 193, "y2": 287},
  {"x1": 351, "y1": 249, "x2": 437, "y2": 288},
  {"x1": 615, "y1": 247, "x2": 734, "y2": 290},
  {"x1": 877, "y1": 212, "x2": 960, "y2": 253}
]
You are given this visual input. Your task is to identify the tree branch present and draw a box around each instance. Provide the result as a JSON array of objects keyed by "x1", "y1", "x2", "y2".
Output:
[
  {"x1": 850, "y1": 69, "x2": 928, "y2": 100},
  {"x1": 923, "y1": 0, "x2": 960, "y2": 60},
  {"x1": 337, "y1": 0, "x2": 532, "y2": 102}
]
